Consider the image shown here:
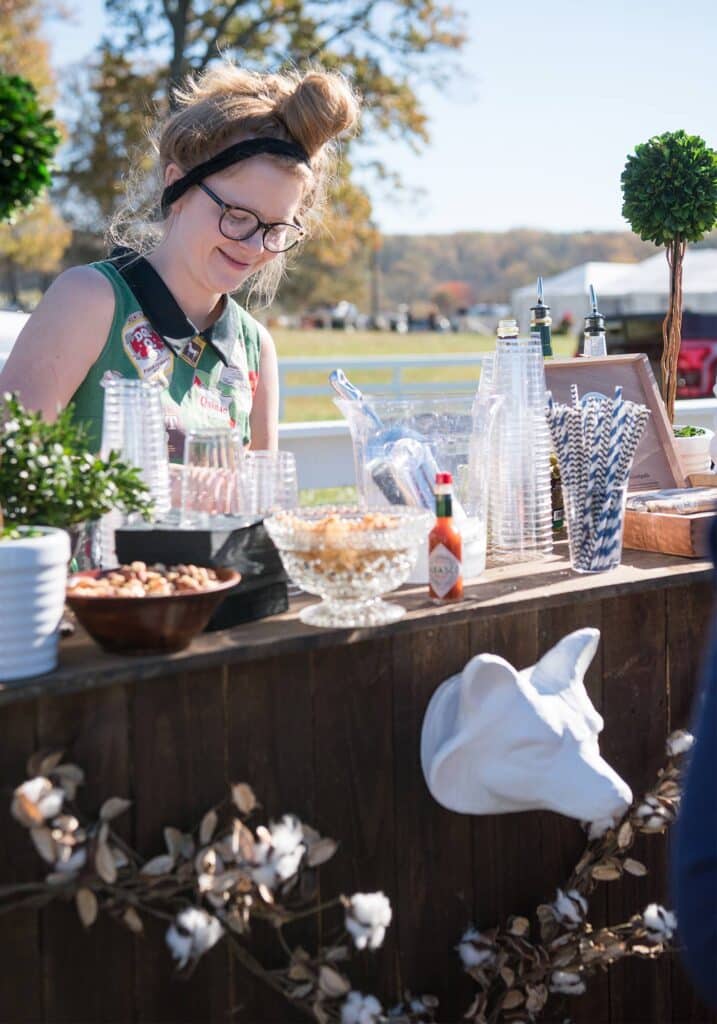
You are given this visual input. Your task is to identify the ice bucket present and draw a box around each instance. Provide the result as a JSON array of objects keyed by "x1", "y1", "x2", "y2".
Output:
[{"x1": 334, "y1": 392, "x2": 494, "y2": 581}]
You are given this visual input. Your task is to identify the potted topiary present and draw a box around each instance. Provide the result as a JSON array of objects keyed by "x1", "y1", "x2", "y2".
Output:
[
  {"x1": 0, "y1": 394, "x2": 153, "y2": 680},
  {"x1": 0, "y1": 73, "x2": 61, "y2": 224},
  {"x1": 621, "y1": 131, "x2": 717, "y2": 464}
]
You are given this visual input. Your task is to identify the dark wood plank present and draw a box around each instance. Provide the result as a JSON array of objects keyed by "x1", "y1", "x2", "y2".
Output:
[
  {"x1": 666, "y1": 581, "x2": 713, "y2": 732},
  {"x1": 602, "y1": 590, "x2": 672, "y2": 1024},
  {"x1": 37, "y1": 685, "x2": 134, "y2": 1024},
  {"x1": 3, "y1": 550, "x2": 710, "y2": 708},
  {"x1": 132, "y1": 668, "x2": 231, "y2": 1024},
  {"x1": 225, "y1": 651, "x2": 315, "y2": 1024},
  {"x1": 538, "y1": 600, "x2": 610, "y2": 1024},
  {"x1": 392, "y1": 619, "x2": 473, "y2": 1020},
  {"x1": 0, "y1": 700, "x2": 42, "y2": 1024},
  {"x1": 311, "y1": 637, "x2": 399, "y2": 1005},
  {"x1": 666, "y1": 582, "x2": 717, "y2": 1024}
]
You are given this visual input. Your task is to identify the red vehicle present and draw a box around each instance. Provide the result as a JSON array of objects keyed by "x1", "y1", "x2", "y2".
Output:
[{"x1": 605, "y1": 312, "x2": 717, "y2": 398}]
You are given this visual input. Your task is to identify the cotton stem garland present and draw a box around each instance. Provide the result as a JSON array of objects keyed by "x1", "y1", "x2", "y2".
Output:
[
  {"x1": 2, "y1": 730, "x2": 692, "y2": 1023},
  {"x1": 546, "y1": 387, "x2": 650, "y2": 572}
]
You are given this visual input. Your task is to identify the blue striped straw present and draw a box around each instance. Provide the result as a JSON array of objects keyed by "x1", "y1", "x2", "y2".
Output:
[{"x1": 594, "y1": 388, "x2": 628, "y2": 566}]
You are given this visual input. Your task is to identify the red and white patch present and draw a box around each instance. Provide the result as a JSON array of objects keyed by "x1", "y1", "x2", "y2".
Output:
[{"x1": 122, "y1": 312, "x2": 173, "y2": 383}]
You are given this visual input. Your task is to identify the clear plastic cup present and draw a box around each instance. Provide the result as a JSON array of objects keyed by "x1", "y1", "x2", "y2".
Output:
[
  {"x1": 244, "y1": 450, "x2": 299, "y2": 515},
  {"x1": 487, "y1": 337, "x2": 553, "y2": 562},
  {"x1": 179, "y1": 428, "x2": 247, "y2": 527},
  {"x1": 98, "y1": 377, "x2": 171, "y2": 567}
]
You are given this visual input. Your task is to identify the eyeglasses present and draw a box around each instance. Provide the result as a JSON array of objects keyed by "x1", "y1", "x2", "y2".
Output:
[{"x1": 197, "y1": 182, "x2": 304, "y2": 254}]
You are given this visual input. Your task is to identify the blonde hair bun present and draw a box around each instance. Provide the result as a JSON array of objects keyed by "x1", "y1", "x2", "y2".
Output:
[{"x1": 278, "y1": 70, "x2": 360, "y2": 157}]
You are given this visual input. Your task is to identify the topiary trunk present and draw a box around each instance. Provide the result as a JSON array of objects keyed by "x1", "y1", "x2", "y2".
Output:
[{"x1": 661, "y1": 238, "x2": 685, "y2": 424}]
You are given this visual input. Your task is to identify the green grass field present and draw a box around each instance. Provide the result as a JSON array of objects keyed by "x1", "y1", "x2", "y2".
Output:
[{"x1": 273, "y1": 328, "x2": 578, "y2": 421}]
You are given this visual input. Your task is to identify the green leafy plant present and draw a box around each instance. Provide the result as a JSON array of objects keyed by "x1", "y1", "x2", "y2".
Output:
[
  {"x1": 0, "y1": 393, "x2": 154, "y2": 529},
  {"x1": 0, "y1": 525, "x2": 43, "y2": 541},
  {"x1": 673, "y1": 425, "x2": 706, "y2": 438},
  {"x1": 621, "y1": 130, "x2": 717, "y2": 423},
  {"x1": 0, "y1": 74, "x2": 61, "y2": 224}
]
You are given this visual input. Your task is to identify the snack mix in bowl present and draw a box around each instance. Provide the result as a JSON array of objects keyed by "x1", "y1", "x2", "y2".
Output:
[
  {"x1": 264, "y1": 507, "x2": 431, "y2": 628},
  {"x1": 66, "y1": 562, "x2": 240, "y2": 654}
]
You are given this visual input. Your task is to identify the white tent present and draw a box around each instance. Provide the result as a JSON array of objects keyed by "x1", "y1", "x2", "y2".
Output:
[{"x1": 511, "y1": 249, "x2": 717, "y2": 334}]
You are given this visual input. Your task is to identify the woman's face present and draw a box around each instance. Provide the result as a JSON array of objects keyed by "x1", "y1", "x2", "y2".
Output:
[{"x1": 167, "y1": 156, "x2": 306, "y2": 294}]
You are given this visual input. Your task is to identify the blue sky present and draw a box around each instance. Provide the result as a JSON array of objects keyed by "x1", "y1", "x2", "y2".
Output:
[{"x1": 47, "y1": 0, "x2": 717, "y2": 235}]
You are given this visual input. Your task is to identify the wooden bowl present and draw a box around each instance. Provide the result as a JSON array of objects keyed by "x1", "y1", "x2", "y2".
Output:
[{"x1": 66, "y1": 569, "x2": 241, "y2": 655}]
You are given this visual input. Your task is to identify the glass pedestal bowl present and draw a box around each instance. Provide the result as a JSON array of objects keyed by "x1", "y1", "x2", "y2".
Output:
[{"x1": 264, "y1": 507, "x2": 432, "y2": 628}]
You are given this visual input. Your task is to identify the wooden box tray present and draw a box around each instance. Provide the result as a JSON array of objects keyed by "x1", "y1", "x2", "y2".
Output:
[{"x1": 623, "y1": 507, "x2": 715, "y2": 558}]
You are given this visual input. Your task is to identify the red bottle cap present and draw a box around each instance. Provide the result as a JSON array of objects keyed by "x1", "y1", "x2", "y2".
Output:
[{"x1": 435, "y1": 472, "x2": 453, "y2": 484}]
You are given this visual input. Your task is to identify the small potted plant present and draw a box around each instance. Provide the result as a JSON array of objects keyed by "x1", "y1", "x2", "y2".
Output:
[
  {"x1": 0, "y1": 393, "x2": 153, "y2": 681},
  {"x1": 671, "y1": 424, "x2": 714, "y2": 477}
]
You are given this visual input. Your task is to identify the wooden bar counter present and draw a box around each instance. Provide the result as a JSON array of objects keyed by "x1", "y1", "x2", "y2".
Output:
[{"x1": 1, "y1": 548, "x2": 715, "y2": 1024}]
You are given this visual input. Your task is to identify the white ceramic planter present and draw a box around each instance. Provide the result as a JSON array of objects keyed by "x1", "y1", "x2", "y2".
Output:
[
  {"x1": 0, "y1": 527, "x2": 70, "y2": 681},
  {"x1": 673, "y1": 427, "x2": 714, "y2": 477}
]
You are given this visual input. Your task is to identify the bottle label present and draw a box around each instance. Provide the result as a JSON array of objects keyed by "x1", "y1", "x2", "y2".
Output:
[{"x1": 429, "y1": 543, "x2": 462, "y2": 598}]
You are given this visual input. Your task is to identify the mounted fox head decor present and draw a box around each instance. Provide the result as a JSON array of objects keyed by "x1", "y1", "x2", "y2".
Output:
[{"x1": 420, "y1": 628, "x2": 632, "y2": 825}]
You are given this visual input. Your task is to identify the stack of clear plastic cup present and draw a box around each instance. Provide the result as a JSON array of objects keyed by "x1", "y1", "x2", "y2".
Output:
[
  {"x1": 179, "y1": 428, "x2": 249, "y2": 527},
  {"x1": 244, "y1": 450, "x2": 299, "y2": 515},
  {"x1": 98, "y1": 377, "x2": 171, "y2": 567},
  {"x1": 487, "y1": 337, "x2": 553, "y2": 562}
]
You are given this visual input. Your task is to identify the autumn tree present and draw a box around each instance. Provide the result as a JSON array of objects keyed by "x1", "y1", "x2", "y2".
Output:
[
  {"x1": 0, "y1": 0, "x2": 69, "y2": 303},
  {"x1": 0, "y1": 199, "x2": 71, "y2": 304},
  {"x1": 53, "y1": 0, "x2": 466, "y2": 307},
  {"x1": 58, "y1": 46, "x2": 161, "y2": 228},
  {"x1": 103, "y1": 0, "x2": 467, "y2": 129},
  {"x1": 0, "y1": 0, "x2": 56, "y2": 99}
]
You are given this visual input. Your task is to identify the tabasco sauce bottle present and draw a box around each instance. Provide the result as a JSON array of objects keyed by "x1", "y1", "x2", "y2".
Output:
[{"x1": 428, "y1": 472, "x2": 463, "y2": 602}]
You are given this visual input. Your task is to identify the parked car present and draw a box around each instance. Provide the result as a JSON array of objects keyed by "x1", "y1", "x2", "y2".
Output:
[{"x1": 605, "y1": 311, "x2": 717, "y2": 398}]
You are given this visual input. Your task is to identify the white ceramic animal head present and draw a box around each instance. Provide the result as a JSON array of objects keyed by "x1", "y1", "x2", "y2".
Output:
[{"x1": 420, "y1": 628, "x2": 632, "y2": 824}]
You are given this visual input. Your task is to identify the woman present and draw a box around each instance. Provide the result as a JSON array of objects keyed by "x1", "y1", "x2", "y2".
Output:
[{"x1": 0, "y1": 64, "x2": 359, "y2": 459}]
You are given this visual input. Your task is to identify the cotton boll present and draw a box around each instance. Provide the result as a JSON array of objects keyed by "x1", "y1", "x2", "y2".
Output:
[
  {"x1": 549, "y1": 970, "x2": 586, "y2": 996},
  {"x1": 166, "y1": 907, "x2": 224, "y2": 969},
  {"x1": 341, "y1": 991, "x2": 383, "y2": 1024},
  {"x1": 643, "y1": 904, "x2": 677, "y2": 943},
  {"x1": 456, "y1": 926, "x2": 496, "y2": 968},
  {"x1": 666, "y1": 730, "x2": 694, "y2": 758},
  {"x1": 552, "y1": 888, "x2": 588, "y2": 928},
  {"x1": 346, "y1": 892, "x2": 392, "y2": 951}
]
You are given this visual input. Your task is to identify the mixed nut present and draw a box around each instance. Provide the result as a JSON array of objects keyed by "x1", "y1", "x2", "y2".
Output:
[{"x1": 67, "y1": 561, "x2": 224, "y2": 598}]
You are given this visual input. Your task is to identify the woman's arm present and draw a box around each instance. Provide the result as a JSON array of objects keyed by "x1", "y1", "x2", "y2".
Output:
[
  {"x1": 0, "y1": 266, "x2": 115, "y2": 420},
  {"x1": 248, "y1": 323, "x2": 279, "y2": 450}
]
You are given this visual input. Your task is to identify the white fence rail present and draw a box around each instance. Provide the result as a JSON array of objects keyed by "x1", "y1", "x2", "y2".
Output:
[{"x1": 278, "y1": 354, "x2": 483, "y2": 419}]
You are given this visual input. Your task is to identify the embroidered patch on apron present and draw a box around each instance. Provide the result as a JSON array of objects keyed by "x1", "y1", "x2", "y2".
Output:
[{"x1": 121, "y1": 311, "x2": 173, "y2": 384}]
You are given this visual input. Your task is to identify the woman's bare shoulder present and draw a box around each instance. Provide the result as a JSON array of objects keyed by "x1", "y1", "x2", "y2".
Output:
[
  {"x1": 43, "y1": 264, "x2": 115, "y2": 311},
  {"x1": 0, "y1": 264, "x2": 117, "y2": 416}
]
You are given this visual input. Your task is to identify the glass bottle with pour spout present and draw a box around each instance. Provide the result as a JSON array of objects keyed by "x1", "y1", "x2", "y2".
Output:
[
  {"x1": 581, "y1": 285, "x2": 607, "y2": 357},
  {"x1": 530, "y1": 276, "x2": 553, "y2": 358}
]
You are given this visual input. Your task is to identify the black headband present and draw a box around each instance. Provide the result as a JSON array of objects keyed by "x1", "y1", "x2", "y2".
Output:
[{"x1": 160, "y1": 137, "x2": 311, "y2": 215}]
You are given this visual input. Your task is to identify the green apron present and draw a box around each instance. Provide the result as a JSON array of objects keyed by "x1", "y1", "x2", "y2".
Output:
[{"x1": 69, "y1": 258, "x2": 262, "y2": 461}]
